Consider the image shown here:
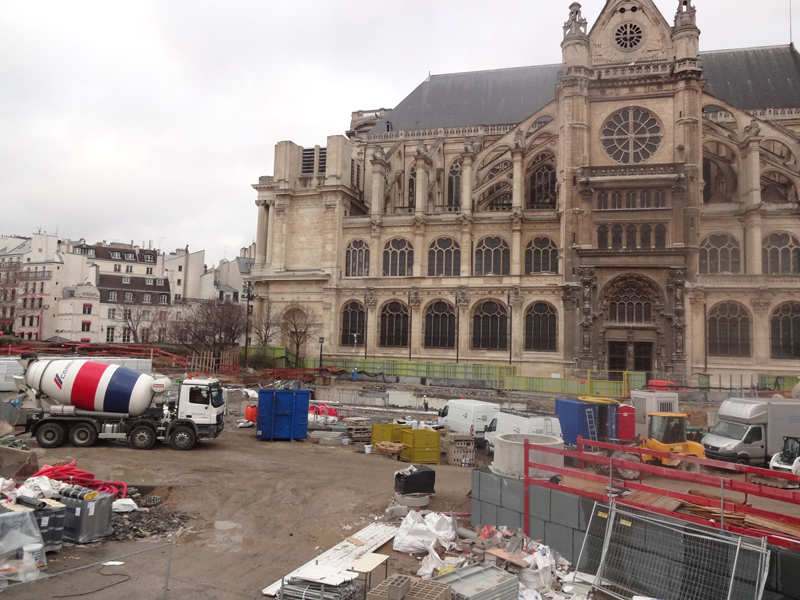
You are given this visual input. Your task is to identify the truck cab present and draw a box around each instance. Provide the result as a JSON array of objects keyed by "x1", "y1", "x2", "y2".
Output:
[
  {"x1": 703, "y1": 419, "x2": 765, "y2": 464},
  {"x1": 158, "y1": 378, "x2": 227, "y2": 450}
]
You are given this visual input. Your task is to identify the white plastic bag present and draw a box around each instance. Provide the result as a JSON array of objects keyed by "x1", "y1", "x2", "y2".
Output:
[
  {"x1": 416, "y1": 545, "x2": 444, "y2": 578},
  {"x1": 112, "y1": 499, "x2": 139, "y2": 513},
  {"x1": 393, "y1": 512, "x2": 440, "y2": 553},
  {"x1": 424, "y1": 513, "x2": 457, "y2": 544},
  {"x1": 16, "y1": 476, "x2": 61, "y2": 500}
]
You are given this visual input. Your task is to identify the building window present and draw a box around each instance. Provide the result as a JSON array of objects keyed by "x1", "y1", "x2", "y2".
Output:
[
  {"x1": 145, "y1": 254, "x2": 154, "y2": 263},
  {"x1": 640, "y1": 225, "x2": 652, "y2": 248},
  {"x1": 700, "y1": 234, "x2": 741, "y2": 275},
  {"x1": 88, "y1": 249, "x2": 95, "y2": 257},
  {"x1": 625, "y1": 191, "x2": 637, "y2": 209},
  {"x1": 379, "y1": 301, "x2": 409, "y2": 348},
  {"x1": 597, "y1": 192, "x2": 609, "y2": 211},
  {"x1": 610, "y1": 287, "x2": 652, "y2": 324},
  {"x1": 771, "y1": 302, "x2": 800, "y2": 359},
  {"x1": 140, "y1": 328, "x2": 150, "y2": 343},
  {"x1": 341, "y1": 301, "x2": 365, "y2": 346},
  {"x1": 122, "y1": 277, "x2": 130, "y2": 284},
  {"x1": 125, "y1": 292, "x2": 133, "y2": 302},
  {"x1": 82, "y1": 304, "x2": 92, "y2": 315},
  {"x1": 626, "y1": 225, "x2": 637, "y2": 249},
  {"x1": 125, "y1": 265, "x2": 133, "y2": 273},
  {"x1": 611, "y1": 225, "x2": 623, "y2": 250},
  {"x1": 601, "y1": 107, "x2": 663, "y2": 165},
  {"x1": 106, "y1": 327, "x2": 115, "y2": 343},
  {"x1": 472, "y1": 301, "x2": 508, "y2": 350},
  {"x1": 655, "y1": 224, "x2": 667, "y2": 248},
  {"x1": 146, "y1": 278, "x2": 153, "y2": 285},
  {"x1": 125, "y1": 253, "x2": 134, "y2": 260},
  {"x1": 178, "y1": 265, "x2": 183, "y2": 272},
  {"x1": 114, "y1": 264, "x2": 121, "y2": 272},
  {"x1": 177, "y1": 279, "x2": 182, "y2": 286},
  {"x1": 525, "y1": 237, "x2": 558, "y2": 274},
  {"x1": 447, "y1": 159, "x2": 462, "y2": 207},
  {"x1": 428, "y1": 238, "x2": 461, "y2": 277},
  {"x1": 146, "y1": 267, "x2": 153, "y2": 275},
  {"x1": 762, "y1": 232, "x2": 800, "y2": 275},
  {"x1": 383, "y1": 239, "x2": 414, "y2": 277},
  {"x1": 109, "y1": 292, "x2": 117, "y2": 302},
  {"x1": 345, "y1": 240, "x2": 370, "y2": 277},
  {"x1": 525, "y1": 303, "x2": 557, "y2": 352},
  {"x1": 708, "y1": 302, "x2": 751, "y2": 357},
  {"x1": 611, "y1": 192, "x2": 623, "y2": 210},
  {"x1": 123, "y1": 309, "x2": 132, "y2": 319},
  {"x1": 108, "y1": 308, "x2": 116, "y2": 319},
  {"x1": 407, "y1": 166, "x2": 416, "y2": 208},
  {"x1": 143, "y1": 293, "x2": 151, "y2": 303},
  {"x1": 424, "y1": 301, "x2": 456, "y2": 349},
  {"x1": 159, "y1": 294, "x2": 168, "y2": 304},
  {"x1": 81, "y1": 321, "x2": 91, "y2": 332},
  {"x1": 156, "y1": 278, "x2": 164, "y2": 285},
  {"x1": 475, "y1": 237, "x2": 510, "y2": 276},
  {"x1": 529, "y1": 160, "x2": 556, "y2": 210},
  {"x1": 598, "y1": 226, "x2": 609, "y2": 249},
  {"x1": 485, "y1": 160, "x2": 512, "y2": 211},
  {"x1": 111, "y1": 252, "x2": 121, "y2": 259},
  {"x1": 122, "y1": 327, "x2": 132, "y2": 343}
]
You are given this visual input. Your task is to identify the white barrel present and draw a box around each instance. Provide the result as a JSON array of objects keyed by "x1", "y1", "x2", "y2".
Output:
[
  {"x1": 493, "y1": 433, "x2": 564, "y2": 479},
  {"x1": 24, "y1": 358, "x2": 155, "y2": 416}
]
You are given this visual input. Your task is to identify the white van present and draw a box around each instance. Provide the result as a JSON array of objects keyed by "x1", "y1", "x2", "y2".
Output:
[
  {"x1": 484, "y1": 410, "x2": 563, "y2": 455},
  {"x1": 438, "y1": 399, "x2": 501, "y2": 448}
]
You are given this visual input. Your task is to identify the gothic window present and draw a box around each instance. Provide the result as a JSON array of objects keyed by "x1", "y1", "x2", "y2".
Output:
[
  {"x1": 654, "y1": 190, "x2": 666, "y2": 208},
  {"x1": 655, "y1": 224, "x2": 667, "y2": 248},
  {"x1": 640, "y1": 191, "x2": 651, "y2": 208},
  {"x1": 380, "y1": 301, "x2": 409, "y2": 348},
  {"x1": 708, "y1": 302, "x2": 751, "y2": 357},
  {"x1": 625, "y1": 191, "x2": 637, "y2": 209},
  {"x1": 771, "y1": 303, "x2": 800, "y2": 359},
  {"x1": 611, "y1": 192, "x2": 623, "y2": 210},
  {"x1": 424, "y1": 301, "x2": 456, "y2": 349},
  {"x1": 383, "y1": 239, "x2": 414, "y2": 277},
  {"x1": 700, "y1": 234, "x2": 741, "y2": 275},
  {"x1": 524, "y1": 303, "x2": 557, "y2": 352},
  {"x1": 485, "y1": 160, "x2": 512, "y2": 211},
  {"x1": 610, "y1": 287, "x2": 652, "y2": 324},
  {"x1": 472, "y1": 301, "x2": 508, "y2": 350},
  {"x1": 601, "y1": 108, "x2": 663, "y2": 164},
  {"x1": 475, "y1": 237, "x2": 510, "y2": 276},
  {"x1": 597, "y1": 192, "x2": 609, "y2": 210},
  {"x1": 344, "y1": 240, "x2": 370, "y2": 277},
  {"x1": 625, "y1": 225, "x2": 637, "y2": 249},
  {"x1": 428, "y1": 238, "x2": 461, "y2": 277},
  {"x1": 407, "y1": 166, "x2": 416, "y2": 208},
  {"x1": 447, "y1": 159, "x2": 462, "y2": 207},
  {"x1": 762, "y1": 232, "x2": 800, "y2": 275},
  {"x1": 341, "y1": 301, "x2": 365, "y2": 346},
  {"x1": 611, "y1": 225, "x2": 623, "y2": 250},
  {"x1": 598, "y1": 226, "x2": 609, "y2": 249},
  {"x1": 640, "y1": 224, "x2": 652, "y2": 249},
  {"x1": 525, "y1": 237, "x2": 558, "y2": 274},
  {"x1": 529, "y1": 165, "x2": 557, "y2": 209}
]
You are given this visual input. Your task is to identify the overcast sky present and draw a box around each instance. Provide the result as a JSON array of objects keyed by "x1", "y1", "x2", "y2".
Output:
[{"x1": 1, "y1": 0, "x2": 796, "y2": 268}]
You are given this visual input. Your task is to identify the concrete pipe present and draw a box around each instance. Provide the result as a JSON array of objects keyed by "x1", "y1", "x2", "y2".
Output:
[{"x1": 493, "y1": 433, "x2": 564, "y2": 479}]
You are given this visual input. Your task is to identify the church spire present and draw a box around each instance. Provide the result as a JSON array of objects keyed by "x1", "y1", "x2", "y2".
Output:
[
  {"x1": 674, "y1": 0, "x2": 697, "y2": 28},
  {"x1": 563, "y1": 2, "x2": 588, "y2": 40}
]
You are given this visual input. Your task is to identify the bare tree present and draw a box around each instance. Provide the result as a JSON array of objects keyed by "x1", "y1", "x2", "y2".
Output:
[
  {"x1": 109, "y1": 303, "x2": 172, "y2": 344},
  {"x1": 169, "y1": 300, "x2": 246, "y2": 358},
  {"x1": 279, "y1": 303, "x2": 322, "y2": 368},
  {"x1": 252, "y1": 300, "x2": 277, "y2": 346},
  {"x1": 0, "y1": 262, "x2": 21, "y2": 335}
]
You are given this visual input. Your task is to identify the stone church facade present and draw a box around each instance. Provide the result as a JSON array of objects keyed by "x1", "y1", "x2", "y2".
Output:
[{"x1": 248, "y1": 0, "x2": 800, "y2": 381}]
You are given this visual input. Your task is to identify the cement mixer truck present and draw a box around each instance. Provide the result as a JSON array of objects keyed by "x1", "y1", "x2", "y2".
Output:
[{"x1": 12, "y1": 356, "x2": 226, "y2": 451}]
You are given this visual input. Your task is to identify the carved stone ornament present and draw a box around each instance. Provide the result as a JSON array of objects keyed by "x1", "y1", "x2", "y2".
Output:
[
  {"x1": 416, "y1": 142, "x2": 428, "y2": 157},
  {"x1": 408, "y1": 289, "x2": 422, "y2": 308},
  {"x1": 582, "y1": 327, "x2": 591, "y2": 353},
  {"x1": 371, "y1": 146, "x2": 387, "y2": 162},
  {"x1": 364, "y1": 295, "x2": 378, "y2": 308},
  {"x1": 563, "y1": 2, "x2": 587, "y2": 38},
  {"x1": 750, "y1": 294, "x2": 772, "y2": 313},
  {"x1": 743, "y1": 119, "x2": 762, "y2": 139},
  {"x1": 463, "y1": 138, "x2": 476, "y2": 155},
  {"x1": 456, "y1": 288, "x2": 471, "y2": 308},
  {"x1": 514, "y1": 129, "x2": 525, "y2": 149},
  {"x1": 562, "y1": 292, "x2": 579, "y2": 310}
]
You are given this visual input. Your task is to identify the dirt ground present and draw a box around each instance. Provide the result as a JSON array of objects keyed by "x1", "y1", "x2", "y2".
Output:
[{"x1": 5, "y1": 415, "x2": 473, "y2": 599}]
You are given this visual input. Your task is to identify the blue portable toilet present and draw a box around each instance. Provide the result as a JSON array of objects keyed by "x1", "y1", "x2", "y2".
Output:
[{"x1": 256, "y1": 389, "x2": 310, "y2": 441}]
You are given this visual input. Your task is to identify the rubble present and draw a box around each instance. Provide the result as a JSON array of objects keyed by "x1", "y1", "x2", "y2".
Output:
[{"x1": 110, "y1": 506, "x2": 190, "y2": 541}]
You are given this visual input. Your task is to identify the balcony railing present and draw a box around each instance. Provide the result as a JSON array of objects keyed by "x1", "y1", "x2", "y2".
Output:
[{"x1": 18, "y1": 271, "x2": 53, "y2": 280}]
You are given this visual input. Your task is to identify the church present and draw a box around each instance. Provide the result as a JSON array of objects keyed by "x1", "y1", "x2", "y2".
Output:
[{"x1": 247, "y1": 0, "x2": 800, "y2": 382}]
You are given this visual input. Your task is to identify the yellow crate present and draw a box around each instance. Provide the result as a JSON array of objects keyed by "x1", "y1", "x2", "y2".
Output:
[
  {"x1": 371, "y1": 424, "x2": 411, "y2": 445},
  {"x1": 400, "y1": 429, "x2": 440, "y2": 464}
]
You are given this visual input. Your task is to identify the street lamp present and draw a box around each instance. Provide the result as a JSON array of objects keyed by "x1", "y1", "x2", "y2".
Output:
[
  {"x1": 242, "y1": 281, "x2": 255, "y2": 369},
  {"x1": 318, "y1": 337, "x2": 324, "y2": 369}
]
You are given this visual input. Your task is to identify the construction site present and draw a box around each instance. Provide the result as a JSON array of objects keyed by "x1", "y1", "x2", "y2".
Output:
[{"x1": 0, "y1": 344, "x2": 798, "y2": 600}]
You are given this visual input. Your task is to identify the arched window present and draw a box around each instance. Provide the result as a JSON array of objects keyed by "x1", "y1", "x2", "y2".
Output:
[
  {"x1": 762, "y1": 232, "x2": 800, "y2": 275},
  {"x1": 654, "y1": 190, "x2": 667, "y2": 208},
  {"x1": 447, "y1": 160, "x2": 462, "y2": 207},
  {"x1": 640, "y1": 225, "x2": 651, "y2": 248},
  {"x1": 424, "y1": 301, "x2": 456, "y2": 349},
  {"x1": 771, "y1": 303, "x2": 800, "y2": 358},
  {"x1": 485, "y1": 160, "x2": 512, "y2": 211},
  {"x1": 383, "y1": 239, "x2": 414, "y2": 277},
  {"x1": 428, "y1": 238, "x2": 461, "y2": 277},
  {"x1": 598, "y1": 226, "x2": 609, "y2": 250},
  {"x1": 610, "y1": 287, "x2": 652, "y2": 324},
  {"x1": 708, "y1": 302, "x2": 751, "y2": 357},
  {"x1": 341, "y1": 301, "x2": 365, "y2": 346},
  {"x1": 344, "y1": 240, "x2": 370, "y2": 277},
  {"x1": 386, "y1": 121, "x2": 393, "y2": 132},
  {"x1": 407, "y1": 166, "x2": 416, "y2": 208},
  {"x1": 625, "y1": 191, "x2": 637, "y2": 209},
  {"x1": 472, "y1": 301, "x2": 508, "y2": 350},
  {"x1": 700, "y1": 234, "x2": 741, "y2": 274},
  {"x1": 529, "y1": 165, "x2": 556, "y2": 209},
  {"x1": 525, "y1": 303, "x2": 557, "y2": 352},
  {"x1": 626, "y1": 225, "x2": 637, "y2": 249},
  {"x1": 611, "y1": 225, "x2": 623, "y2": 250},
  {"x1": 611, "y1": 192, "x2": 623, "y2": 210},
  {"x1": 525, "y1": 237, "x2": 558, "y2": 274},
  {"x1": 475, "y1": 237, "x2": 510, "y2": 276},
  {"x1": 597, "y1": 192, "x2": 609, "y2": 211},
  {"x1": 380, "y1": 301, "x2": 409, "y2": 348},
  {"x1": 655, "y1": 224, "x2": 667, "y2": 248},
  {"x1": 640, "y1": 191, "x2": 651, "y2": 208}
]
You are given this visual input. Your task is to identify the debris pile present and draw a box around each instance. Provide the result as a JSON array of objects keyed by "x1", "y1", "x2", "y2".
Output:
[{"x1": 110, "y1": 506, "x2": 190, "y2": 541}]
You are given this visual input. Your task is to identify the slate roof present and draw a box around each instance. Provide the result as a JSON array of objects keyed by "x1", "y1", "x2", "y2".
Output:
[
  {"x1": 372, "y1": 45, "x2": 800, "y2": 133},
  {"x1": 97, "y1": 273, "x2": 171, "y2": 305}
]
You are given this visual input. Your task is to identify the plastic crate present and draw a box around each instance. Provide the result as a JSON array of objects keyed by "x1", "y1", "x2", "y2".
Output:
[
  {"x1": 400, "y1": 429, "x2": 440, "y2": 464},
  {"x1": 371, "y1": 424, "x2": 411, "y2": 445}
]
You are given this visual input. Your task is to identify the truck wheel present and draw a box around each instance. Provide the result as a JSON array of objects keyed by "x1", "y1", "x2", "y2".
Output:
[
  {"x1": 170, "y1": 426, "x2": 196, "y2": 451},
  {"x1": 69, "y1": 423, "x2": 98, "y2": 448},
  {"x1": 130, "y1": 425, "x2": 156, "y2": 450},
  {"x1": 36, "y1": 423, "x2": 65, "y2": 449},
  {"x1": 486, "y1": 443, "x2": 494, "y2": 456}
]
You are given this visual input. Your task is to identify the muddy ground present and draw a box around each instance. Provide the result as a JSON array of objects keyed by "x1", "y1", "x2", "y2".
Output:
[{"x1": 6, "y1": 416, "x2": 473, "y2": 599}]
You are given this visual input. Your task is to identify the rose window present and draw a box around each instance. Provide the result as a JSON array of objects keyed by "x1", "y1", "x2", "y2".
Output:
[
  {"x1": 615, "y1": 23, "x2": 643, "y2": 50},
  {"x1": 601, "y1": 108, "x2": 663, "y2": 165}
]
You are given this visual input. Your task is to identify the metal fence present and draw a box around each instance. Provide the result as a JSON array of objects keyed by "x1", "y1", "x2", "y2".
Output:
[
  {"x1": 577, "y1": 502, "x2": 770, "y2": 600},
  {"x1": 503, "y1": 375, "x2": 625, "y2": 397}
]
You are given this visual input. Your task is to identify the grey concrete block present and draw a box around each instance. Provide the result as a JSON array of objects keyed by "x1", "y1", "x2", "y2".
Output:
[
  {"x1": 777, "y1": 547, "x2": 800, "y2": 597},
  {"x1": 578, "y1": 497, "x2": 596, "y2": 532},
  {"x1": 471, "y1": 498, "x2": 482, "y2": 528},
  {"x1": 501, "y1": 477, "x2": 524, "y2": 511},
  {"x1": 528, "y1": 483, "x2": 550, "y2": 520},
  {"x1": 481, "y1": 503, "x2": 497, "y2": 527},
  {"x1": 497, "y1": 507, "x2": 522, "y2": 531},
  {"x1": 528, "y1": 516, "x2": 545, "y2": 542},
  {"x1": 544, "y1": 522, "x2": 575, "y2": 563},
  {"x1": 479, "y1": 471, "x2": 501, "y2": 506},
  {"x1": 471, "y1": 469, "x2": 481, "y2": 500},
  {"x1": 573, "y1": 528, "x2": 588, "y2": 567},
  {"x1": 550, "y1": 490, "x2": 580, "y2": 529}
]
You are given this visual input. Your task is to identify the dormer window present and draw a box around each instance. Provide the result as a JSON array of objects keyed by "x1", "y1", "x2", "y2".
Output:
[
  {"x1": 125, "y1": 253, "x2": 135, "y2": 260},
  {"x1": 144, "y1": 254, "x2": 154, "y2": 262},
  {"x1": 146, "y1": 278, "x2": 153, "y2": 285},
  {"x1": 88, "y1": 249, "x2": 95, "y2": 257},
  {"x1": 156, "y1": 278, "x2": 164, "y2": 285},
  {"x1": 122, "y1": 277, "x2": 130, "y2": 284},
  {"x1": 111, "y1": 252, "x2": 121, "y2": 259}
]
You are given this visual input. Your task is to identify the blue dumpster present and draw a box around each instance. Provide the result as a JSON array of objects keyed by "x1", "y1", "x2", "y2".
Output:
[
  {"x1": 256, "y1": 389, "x2": 309, "y2": 441},
  {"x1": 555, "y1": 398, "x2": 596, "y2": 446}
]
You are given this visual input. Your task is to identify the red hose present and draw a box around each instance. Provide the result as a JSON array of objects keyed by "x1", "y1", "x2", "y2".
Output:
[{"x1": 32, "y1": 460, "x2": 128, "y2": 499}]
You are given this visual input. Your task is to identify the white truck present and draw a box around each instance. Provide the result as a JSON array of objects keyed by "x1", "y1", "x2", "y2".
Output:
[
  {"x1": 13, "y1": 356, "x2": 226, "y2": 451},
  {"x1": 437, "y1": 399, "x2": 501, "y2": 448},
  {"x1": 702, "y1": 398, "x2": 800, "y2": 466},
  {"x1": 484, "y1": 410, "x2": 562, "y2": 455}
]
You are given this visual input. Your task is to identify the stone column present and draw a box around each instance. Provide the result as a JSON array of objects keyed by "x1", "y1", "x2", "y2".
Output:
[
  {"x1": 408, "y1": 291, "x2": 422, "y2": 359},
  {"x1": 511, "y1": 216, "x2": 522, "y2": 276},
  {"x1": 415, "y1": 155, "x2": 429, "y2": 218},
  {"x1": 456, "y1": 292, "x2": 471, "y2": 362},
  {"x1": 745, "y1": 215, "x2": 763, "y2": 275},
  {"x1": 460, "y1": 219, "x2": 473, "y2": 277},
  {"x1": 742, "y1": 138, "x2": 763, "y2": 210},
  {"x1": 509, "y1": 292, "x2": 524, "y2": 363},
  {"x1": 265, "y1": 203, "x2": 276, "y2": 266},
  {"x1": 370, "y1": 151, "x2": 388, "y2": 219},
  {"x1": 461, "y1": 153, "x2": 475, "y2": 216},
  {"x1": 511, "y1": 147, "x2": 524, "y2": 211},
  {"x1": 271, "y1": 204, "x2": 286, "y2": 272},
  {"x1": 365, "y1": 294, "x2": 378, "y2": 359},
  {"x1": 255, "y1": 201, "x2": 268, "y2": 265}
]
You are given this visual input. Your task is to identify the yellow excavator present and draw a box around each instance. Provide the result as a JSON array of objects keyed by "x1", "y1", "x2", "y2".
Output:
[{"x1": 641, "y1": 412, "x2": 706, "y2": 466}]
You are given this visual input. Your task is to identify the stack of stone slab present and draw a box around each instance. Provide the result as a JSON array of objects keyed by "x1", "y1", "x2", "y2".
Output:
[
  {"x1": 367, "y1": 574, "x2": 450, "y2": 600},
  {"x1": 433, "y1": 564, "x2": 518, "y2": 600}
]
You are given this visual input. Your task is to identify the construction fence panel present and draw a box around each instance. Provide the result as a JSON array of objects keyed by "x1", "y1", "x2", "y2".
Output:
[
  {"x1": 576, "y1": 502, "x2": 769, "y2": 600},
  {"x1": 504, "y1": 376, "x2": 625, "y2": 397}
]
